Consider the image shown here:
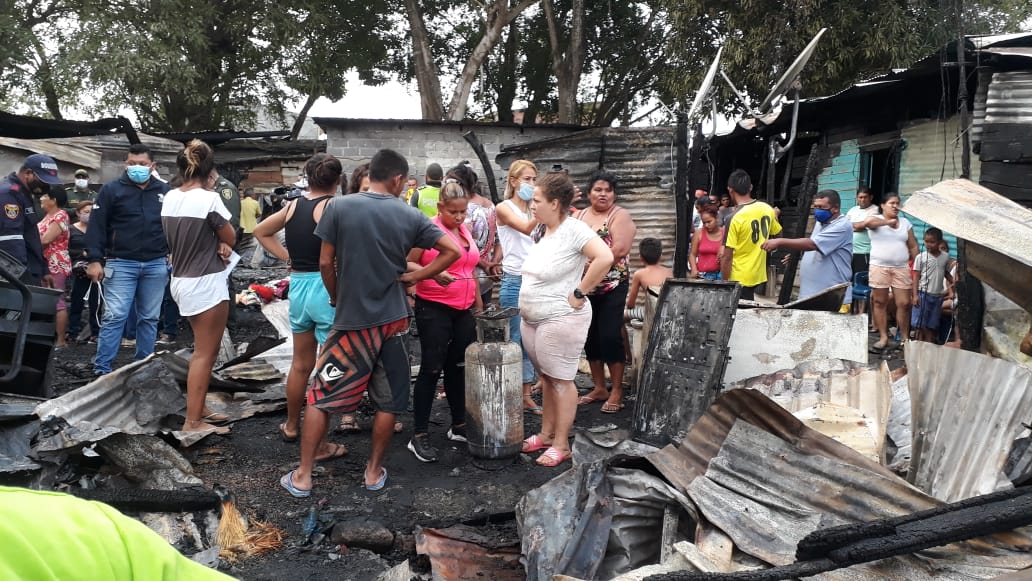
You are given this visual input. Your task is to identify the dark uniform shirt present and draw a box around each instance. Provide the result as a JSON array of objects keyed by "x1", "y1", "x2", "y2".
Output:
[
  {"x1": 0, "y1": 174, "x2": 46, "y2": 281},
  {"x1": 214, "y1": 175, "x2": 240, "y2": 230},
  {"x1": 65, "y1": 186, "x2": 97, "y2": 223}
]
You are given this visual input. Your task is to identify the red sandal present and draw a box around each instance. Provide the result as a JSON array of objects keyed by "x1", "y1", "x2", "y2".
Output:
[
  {"x1": 536, "y1": 447, "x2": 572, "y2": 467},
  {"x1": 522, "y1": 434, "x2": 549, "y2": 453}
]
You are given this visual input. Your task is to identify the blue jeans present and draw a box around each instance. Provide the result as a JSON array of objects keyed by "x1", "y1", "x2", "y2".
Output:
[
  {"x1": 499, "y1": 272, "x2": 535, "y2": 383},
  {"x1": 161, "y1": 281, "x2": 180, "y2": 337},
  {"x1": 94, "y1": 258, "x2": 169, "y2": 374}
]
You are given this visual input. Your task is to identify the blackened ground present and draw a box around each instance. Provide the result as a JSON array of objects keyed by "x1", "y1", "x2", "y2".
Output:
[{"x1": 48, "y1": 301, "x2": 635, "y2": 581}]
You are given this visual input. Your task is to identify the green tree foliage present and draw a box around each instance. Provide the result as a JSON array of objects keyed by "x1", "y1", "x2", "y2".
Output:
[{"x1": 662, "y1": 0, "x2": 1032, "y2": 115}]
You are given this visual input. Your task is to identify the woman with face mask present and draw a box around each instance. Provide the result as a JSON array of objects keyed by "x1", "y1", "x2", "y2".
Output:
[
  {"x1": 37, "y1": 189, "x2": 72, "y2": 348},
  {"x1": 66, "y1": 201, "x2": 100, "y2": 343},
  {"x1": 496, "y1": 160, "x2": 542, "y2": 415}
]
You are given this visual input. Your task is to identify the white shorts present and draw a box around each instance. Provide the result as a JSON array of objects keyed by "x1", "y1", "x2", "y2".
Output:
[
  {"x1": 170, "y1": 270, "x2": 230, "y2": 317},
  {"x1": 520, "y1": 304, "x2": 592, "y2": 381}
]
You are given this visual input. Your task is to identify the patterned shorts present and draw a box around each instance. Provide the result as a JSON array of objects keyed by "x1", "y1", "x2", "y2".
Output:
[{"x1": 307, "y1": 318, "x2": 410, "y2": 414}]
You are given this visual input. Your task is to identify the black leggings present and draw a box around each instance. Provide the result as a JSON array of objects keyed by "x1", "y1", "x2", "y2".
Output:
[
  {"x1": 412, "y1": 298, "x2": 476, "y2": 434},
  {"x1": 584, "y1": 280, "x2": 628, "y2": 363}
]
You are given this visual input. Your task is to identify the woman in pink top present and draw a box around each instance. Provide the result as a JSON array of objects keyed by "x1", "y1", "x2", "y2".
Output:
[
  {"x1": 689, "y1": 209, "x2": 724, "y2": 280},
  {"x1": 37, "y1": 190, "x2": 72, "y2": 347},
  {"x1": 404, "y1": 181, "x2": 483, "y2": 463}
]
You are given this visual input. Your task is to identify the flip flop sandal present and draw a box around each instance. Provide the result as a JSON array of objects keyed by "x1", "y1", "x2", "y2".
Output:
[
  {"x1": 522, "y1": 434, "x2": 549, "y2": 453},
  {"x1": 600, "y1": 402, "x2": 625, "y2": 414},
  {"x1": 337, "y1": 418, "x2": 361, "y2": 434},
  {"x1": 315, "y1": 443, "x2": 347, "y2": 462},
  {"x1": 365, "y1": 467, "x2": 388, "y2": 491},
  {"x1": 280, "y1": 470, "x2": 311, "y2": 498},
  {"x1": 278, "y1": 423, "x2": 298, "y2": 443},
  {"x1": 524, "y1": 405, "x2": 543, "y2": 416},
  {"x1": 203, "y1": 412, "x2": 230, "y2": 424},
  {"x1": 536, "y1": 447, "x2": 572, "y2": 467},
  {"x1": 577, "y1": 395, "x2": 605, "y2": 406}
]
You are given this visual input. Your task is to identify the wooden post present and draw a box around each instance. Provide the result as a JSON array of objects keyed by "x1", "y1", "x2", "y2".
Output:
[
  {"x1": 673, "y1": 114, "x2": 690, "y2": 278},
  {"x1": 777, "y1": 143, "x2": 821, "y2": 305}
]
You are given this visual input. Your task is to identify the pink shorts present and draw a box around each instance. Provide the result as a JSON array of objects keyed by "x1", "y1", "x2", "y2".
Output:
[
  {"x1": 520, "y1": 304, "x2": 592, "y2": 381},
  {"x1": 869, "y1": 265, "x2": 911, "y2": 290}
]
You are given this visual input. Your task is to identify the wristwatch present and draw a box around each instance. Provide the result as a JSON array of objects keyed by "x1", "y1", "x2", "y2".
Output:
[{"x1": 573, "y1": 288, "x2": 585, "y2": 299}]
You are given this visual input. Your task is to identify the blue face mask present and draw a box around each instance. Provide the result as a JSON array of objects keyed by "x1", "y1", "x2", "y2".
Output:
[
  {"x1": 517, "y1": 182, "x2": 534, "y2": 201},
  {"x1": 813, "y1": 208, "x2": 833, "y2": 223},
  {"x1": 126, "y1": 165, "x2": 151, "y2": 184}
]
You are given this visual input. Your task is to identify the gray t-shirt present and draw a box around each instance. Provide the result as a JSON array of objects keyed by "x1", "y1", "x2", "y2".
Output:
[
  {"x1": 800, "y1": 214, "x2": 854, "y2": 302},
  {"x1": 315, "y1": 192, "x2": 443, "y2": 330}
]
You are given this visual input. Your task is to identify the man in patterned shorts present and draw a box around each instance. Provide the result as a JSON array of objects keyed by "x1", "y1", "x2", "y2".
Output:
[{"x1": 280, "y1": 149, "x2": 461, "y2": 496}]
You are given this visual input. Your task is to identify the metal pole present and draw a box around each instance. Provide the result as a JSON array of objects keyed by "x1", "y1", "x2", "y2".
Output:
[
  {"x1": 957, "y1": 0, "x2": 971, "y2": 178},
  {"x1": 673, "y1": 114, "x2": 690, "y2": 278}
]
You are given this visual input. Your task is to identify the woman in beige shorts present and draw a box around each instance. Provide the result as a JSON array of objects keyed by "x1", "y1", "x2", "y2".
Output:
[
  {"x1": 517, "y1": 172, "x2": 613, "y2": 467},
  {"x1": 863, "y1": 193, "x2": 919, "y2": 351}
]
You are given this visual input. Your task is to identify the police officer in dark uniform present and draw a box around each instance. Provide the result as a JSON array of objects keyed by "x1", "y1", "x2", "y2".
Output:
[
  {"x1": 212, "y1": 172, "x2": 239, "y2": 322},
  {"x1": 213, "y1": 172, "x2": 240, "y2": 234},
  {"x1": 0, "y1": 154, "x2": 62, "y2": 285}
]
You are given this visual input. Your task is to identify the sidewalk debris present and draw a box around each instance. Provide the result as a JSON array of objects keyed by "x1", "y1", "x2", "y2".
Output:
[{"x1": 415, "y1": 523, "x2": 524, "y2": 580}]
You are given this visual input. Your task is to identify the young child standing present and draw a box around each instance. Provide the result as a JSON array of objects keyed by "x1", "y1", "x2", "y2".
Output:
[
  {"x1": 626, "y1": 238, "x2": 673, "y2": 309},
  {"x1": 910, "y1": 227, "x2": 953, "y2": 343}
]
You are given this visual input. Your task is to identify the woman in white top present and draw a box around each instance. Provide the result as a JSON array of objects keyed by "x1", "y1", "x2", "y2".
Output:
[
  {"x1": 496, "y1": 160, "x2": 541, "y2": 414},
  {"x1": 518, "y1": 172, "x2": 613, "y2": 467},
  {"x1": 863, "y1": 193, "x2": 918, "y2": 351},
  {"x1": 161, "y1": 140, "x2": 237, "y2": 434}
]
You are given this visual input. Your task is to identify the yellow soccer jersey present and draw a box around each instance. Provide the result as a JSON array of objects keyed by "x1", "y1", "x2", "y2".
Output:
[{"x1": 725, "y1": 200, "x2": 782, "y2": 287}]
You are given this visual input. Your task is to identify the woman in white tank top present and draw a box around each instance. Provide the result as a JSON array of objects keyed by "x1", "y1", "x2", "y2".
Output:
[{"x1": 496, "y1": 160, "x2": 541, "y2": 413}]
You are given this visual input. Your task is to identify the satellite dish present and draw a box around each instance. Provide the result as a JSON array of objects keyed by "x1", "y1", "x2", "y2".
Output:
[
  {"x1": 686, "y1": 46, "x2": 723, "y2": 122},
  {"x1": 757, "y1": 28, "x2": 827, "y2": 115}
]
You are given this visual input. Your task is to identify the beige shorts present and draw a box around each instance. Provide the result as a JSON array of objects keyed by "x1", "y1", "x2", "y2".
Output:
[
  {"x1": 869, "y1": 265, "x2": 912, "y2": 290},
  {"x1": 520, "y1": 304, "x2": 592, "y2": 381}
]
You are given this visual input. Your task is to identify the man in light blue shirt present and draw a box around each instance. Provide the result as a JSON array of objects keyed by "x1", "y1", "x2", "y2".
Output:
[{"x1": 762, "y1": 189, "x2": 853, "y2": 304}]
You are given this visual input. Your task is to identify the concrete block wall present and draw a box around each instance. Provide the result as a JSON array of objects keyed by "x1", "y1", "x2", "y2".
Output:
[{"x1": 318, "y1": 119, "x2": 580, "y2": 196}]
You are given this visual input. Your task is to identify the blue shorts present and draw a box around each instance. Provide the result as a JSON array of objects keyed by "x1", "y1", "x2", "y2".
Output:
[
  {"x1": 910, "y1": 291, "x2": 944, "y2": 331},
  {"x1": 288, "y1": 272, "x2": 334, "y2": 345}
]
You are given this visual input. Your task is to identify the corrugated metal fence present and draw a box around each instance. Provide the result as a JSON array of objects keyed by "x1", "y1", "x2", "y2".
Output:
[{"x1": 496, "y1": 127, "x2": 678, "y2": 268}]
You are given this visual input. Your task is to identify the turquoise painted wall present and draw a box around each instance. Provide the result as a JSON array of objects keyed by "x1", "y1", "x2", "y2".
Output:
[{"x1": 819, "y1": 139, "x2": 861, "y2": 214}]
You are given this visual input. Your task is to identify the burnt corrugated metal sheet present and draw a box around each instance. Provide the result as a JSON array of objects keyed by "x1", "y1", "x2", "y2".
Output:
[
  {"x1": 497, "y1": 128, "x2": 677, "y2": 267},
  {"x1": 646, "y1": 389, "x2": 1032, "y2": 578},
  {"x1": 986, "y1": 71, "x2": 1032, "y2": 125},
  {"x1": 906, "y1": 341, "x2": 1032, "y2": 502},
  {"x1": 902, "y1": 178, "x2": 1032, "y2": 269}
]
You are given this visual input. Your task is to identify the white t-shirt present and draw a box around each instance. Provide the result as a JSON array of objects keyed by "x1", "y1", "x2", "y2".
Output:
[
  {"x1": 868, "y1": 215, "x2": 913, "y2": 268},
  {"x1": 913, "y1": 250, "x2": 950, "y2": 295},
  {"x1": 845, "y1": 204, "x2": 878, "y2": 254},
  {"x1": 519, "y1": 218, "x2": 596, "y2": 324},
  {"x1": 496, "y1": 199, "x2": 535, "y2": 276}
]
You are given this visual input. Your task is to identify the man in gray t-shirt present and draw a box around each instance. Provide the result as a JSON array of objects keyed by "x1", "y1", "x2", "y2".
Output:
[{"x1": 281, "y1": 149, "x2": 461, "y2": 498}]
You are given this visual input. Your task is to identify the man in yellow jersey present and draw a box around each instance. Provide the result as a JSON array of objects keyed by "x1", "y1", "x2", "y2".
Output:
[{"x1": 720, "y1": 169, "x2": 782, "y2": 300}]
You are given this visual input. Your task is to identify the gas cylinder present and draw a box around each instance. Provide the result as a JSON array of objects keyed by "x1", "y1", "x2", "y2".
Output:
[{"x1": 464, "y1": 307, "x2": 523, "y2": 459}]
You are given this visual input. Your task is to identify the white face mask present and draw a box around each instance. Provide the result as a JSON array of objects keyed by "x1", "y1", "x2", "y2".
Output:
[{"x1": 75, "y1": 178, "x2": 89, "y2": 189}]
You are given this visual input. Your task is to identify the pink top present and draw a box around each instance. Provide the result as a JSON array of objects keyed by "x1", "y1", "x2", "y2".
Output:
[
  {"x1": 415, "y1": 216, "x2": 480, "y2": 310},
  {"x1": 696, "y1": 227, "x2": 724, "y2": 273},
  {"x1": 37, "y1": 209, "x2": 71, "y2": 276}
]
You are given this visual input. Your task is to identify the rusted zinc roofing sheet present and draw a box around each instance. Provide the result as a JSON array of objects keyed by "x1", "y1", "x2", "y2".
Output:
[
  {"x1": 646, "y1": 389, "x2": 1032, "y2": 578},
  {"x1": 496, "y1": 127, "x2": 677, "y2": 268},
  {"x1": 907, "y1": 341, "x2": 1032, "y2": 502}
]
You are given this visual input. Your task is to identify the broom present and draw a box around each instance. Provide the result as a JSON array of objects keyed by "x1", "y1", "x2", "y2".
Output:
[{"x1": 214, "y1": 485, "x2": 284, "y2": 561}]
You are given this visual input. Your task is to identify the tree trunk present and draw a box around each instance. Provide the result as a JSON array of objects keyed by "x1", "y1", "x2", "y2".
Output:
[
  {"x1": 30, "y1": 39, "x2": 63, "y2": 120},
  {"x1": 494, "y1": 27, "x2": 520, "y2": 122},
  {"x1": 291, "y1": 92, "x2": 318, "y2": 140},
  {"x1": 543, "y1": 0, "x2": 586, "y2": 124},
  {"x1": 445, "y1": 0, "x2": 539, "y2": 121},
  {"x1": 405, "y1": 0, "x2": 445, "y2": 120}
]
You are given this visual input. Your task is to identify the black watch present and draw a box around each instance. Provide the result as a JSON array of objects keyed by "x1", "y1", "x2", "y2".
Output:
[{"x1": 573, "y1": 288, "x2": 585, "y2": 299}]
